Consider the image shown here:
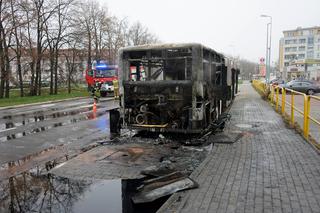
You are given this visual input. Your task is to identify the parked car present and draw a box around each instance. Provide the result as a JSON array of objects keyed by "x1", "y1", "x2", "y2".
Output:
[
  {"x1": 270, "y1": 78, "x2": 285, "y2": 86},
  {"x1": 282, "y1": 80, "x2": 320, "y2": 95}
]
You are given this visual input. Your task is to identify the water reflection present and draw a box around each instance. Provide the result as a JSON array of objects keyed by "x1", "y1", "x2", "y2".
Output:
[
  {"x1": 0, "y1": 105, "x2": 105, "y2": 132},
  {"x1": 95, "y1": 112, "x2": 110, "y2": 133},
  {"x1": 0, "y1": 111, "x2": 106, "y2": 142},
  {"x1": 0, "y1": 173, "x2": 122, "y2": 213},
  {"x1": 0, "y1": 172, "x2": 166, "y2": 213}
]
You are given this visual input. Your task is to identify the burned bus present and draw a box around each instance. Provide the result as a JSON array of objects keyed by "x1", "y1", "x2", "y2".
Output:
[{"x1": 118, "y1": 43, "x2": 239, "y2": 133}]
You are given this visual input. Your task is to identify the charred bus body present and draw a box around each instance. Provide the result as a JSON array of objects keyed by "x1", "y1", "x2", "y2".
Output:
[{"x1": 118, "y1": 43, "x2": 239, "y2": 133}]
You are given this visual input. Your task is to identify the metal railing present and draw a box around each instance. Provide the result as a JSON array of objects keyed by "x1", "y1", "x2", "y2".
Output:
[{"x1": 266, "y1": 83, "x2": 320, "y2": 147}]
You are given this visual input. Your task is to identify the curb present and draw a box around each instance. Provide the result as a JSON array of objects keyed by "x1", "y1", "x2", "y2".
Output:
[{"x1": 0, "y1": 96, "x2": 89, "y2": 110}]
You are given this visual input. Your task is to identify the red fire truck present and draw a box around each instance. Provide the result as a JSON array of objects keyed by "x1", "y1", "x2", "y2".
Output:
[{"x1": 85, "y1": 61, "x2": 118, "y2": 97}]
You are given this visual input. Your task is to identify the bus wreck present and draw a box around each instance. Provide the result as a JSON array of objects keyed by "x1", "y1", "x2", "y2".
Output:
[{"x1": 118, "y1": 43, "x2": 239, "y2": 133}]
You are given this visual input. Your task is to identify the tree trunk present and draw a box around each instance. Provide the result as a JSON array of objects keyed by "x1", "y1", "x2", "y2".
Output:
[
  {"x1": 49, "y1": 50, "x2": 54, "y2": 94},
  {"x1": 4, "y1": 57, "x2": 10, "y2": 98},
  {"x1": 38, "y1": 64, "x2": 41, "y2": 96},
  {"x1": 10, "y1": 0, "x2": 24, "y2": 97},
  {"x1": 0, "y1": 32, "x2": 4, "y2": 99},
  {"x1": 35, "y1": 7, "x2": 42, "y2": 96},
  {"x1": 30, "y1": 61, "x2": 36, "y2": 96},
  {"x1": 16, "y1": 55, "x2": 23, "y2": 97},
  {"x1": 3, "y1": 35, "x2": 10, "y2": 98},
  {"x1": 68, "y1": 69, "x2": 71, "y2": 94},
  {"x1": 54, "y1": 49, "x2": 58, "y2": 94},
  {"x1": 0, "y1": 12, "x2": 5, "y2": 98},
  {"x1": 87, "y1": 32, "x2": 92, "y2": 64}
]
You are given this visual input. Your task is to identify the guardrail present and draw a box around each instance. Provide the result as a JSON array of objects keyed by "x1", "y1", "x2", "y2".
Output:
[{"x1": 255, "y1": 81, "x2": 320, "y2": 148}]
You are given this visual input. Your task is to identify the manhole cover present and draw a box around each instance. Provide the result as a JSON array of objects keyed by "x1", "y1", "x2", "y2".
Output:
[{"x1": 235, "y1": 124, "x2": 252, "y2": 128}]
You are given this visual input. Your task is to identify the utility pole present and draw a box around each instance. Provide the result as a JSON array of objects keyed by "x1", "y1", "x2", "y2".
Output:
[{"x1": 261, "y1": 14, "x2": 272, "y2": 83}]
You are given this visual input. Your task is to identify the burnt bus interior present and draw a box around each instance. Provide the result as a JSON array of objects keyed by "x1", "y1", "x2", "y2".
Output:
[{"x1": 119, "y1": 44, "x2": 237, "y2": 133}]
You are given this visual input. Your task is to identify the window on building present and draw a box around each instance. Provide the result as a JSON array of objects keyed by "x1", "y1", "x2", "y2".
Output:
[
  {"x1": 299, "y1": 38, "x2": 306, "y2": 43},
  {"x1": 285, "y1": 47, "x2": 298, "y2": 52},
  {"x1": 284, "y1": 39, "x2": 298, "y2": 45},
  {"x1": 284, "y1": 54, "x2": 297, "y2": 60},
  {"x1": 298, "y1": 54, "x2": 305, "y2": 59},
  {"x1": 317, "y1": 53, "x2": 320, "y2": 58},
  {"x1": 298, "y1": 46, "x2": 305, "y2": 51},
  {"x1": 302, "y1": 30, "x2": 307, "y2": 36},
  {"x1": 308, "y1": 46, "x2": 314, "y2": 50},
  {"x1": 284, "y1": 62, "x2": 289, "y2": 66},
  {"x1": 307, "y1": 51, "x2": 314, "y2": 59},
  {"x1": 308, "y1": 37, "x2": 314, "y2": 44}
]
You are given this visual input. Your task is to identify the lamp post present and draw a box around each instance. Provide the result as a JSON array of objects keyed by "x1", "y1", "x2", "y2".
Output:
[{"x1": 261, "y1": 14, "x2": 272, "y2": 83}]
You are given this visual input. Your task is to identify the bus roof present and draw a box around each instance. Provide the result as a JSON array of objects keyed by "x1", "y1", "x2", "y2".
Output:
[{"x1": 119, "y1": 43, "x2": 223, "y2": 57}]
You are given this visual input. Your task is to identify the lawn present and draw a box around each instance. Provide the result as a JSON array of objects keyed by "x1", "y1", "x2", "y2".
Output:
[{"x1": 0, "y1": 86, "x2": 90, "y2": 107}]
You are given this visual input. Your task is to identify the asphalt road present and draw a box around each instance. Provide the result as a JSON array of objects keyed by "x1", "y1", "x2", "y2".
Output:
[{"x1": 0, "y1": 97, "x2": 119, "y2": 166}]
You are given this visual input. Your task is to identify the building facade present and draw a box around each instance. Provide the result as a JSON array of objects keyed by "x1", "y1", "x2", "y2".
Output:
[{"x1": 279, "y1": 26, "x2": 320, "y2": 81}]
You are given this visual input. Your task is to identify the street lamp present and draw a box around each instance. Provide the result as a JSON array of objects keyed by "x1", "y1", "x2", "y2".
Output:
[{"x1": 261, "y1": 14, "x2": 272, "y2": 83}]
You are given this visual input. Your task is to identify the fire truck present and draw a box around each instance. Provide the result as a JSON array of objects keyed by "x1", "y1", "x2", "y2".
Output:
[{"x1": 85, "y1": 61, "x2": 118, "y2": 97}]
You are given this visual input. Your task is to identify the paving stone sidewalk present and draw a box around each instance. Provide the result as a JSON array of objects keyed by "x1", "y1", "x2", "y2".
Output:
[{"x1": 158, "y1": 83, "x2": 320, "y2": 213}]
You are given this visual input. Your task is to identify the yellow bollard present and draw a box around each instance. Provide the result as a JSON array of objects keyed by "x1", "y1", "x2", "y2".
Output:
[
  {"x1": 276, "y1": 87, "x2": 279, "y2": 112},
  {"x1": 270, "y1": 86, "x2": 274, "y2": 103},
  {"x1": 303, "y1": 95, "x2": 311, "y2": 139},
  {"x1": 291, "y1": 93, "x2": 294, "y2": 126},
  {"x1": 281, "y1": 88, "x2": 286, "y2": 115}
]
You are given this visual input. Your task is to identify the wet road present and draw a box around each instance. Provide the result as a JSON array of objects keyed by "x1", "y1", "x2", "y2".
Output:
[{"x1": 0, "y1": 97, "x2": 119, "y2": 167}]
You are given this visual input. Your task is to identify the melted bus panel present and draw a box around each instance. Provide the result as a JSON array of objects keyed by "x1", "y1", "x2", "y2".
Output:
[{"x1": 118, "y1": 43, "x2": 239, "y2": 133}]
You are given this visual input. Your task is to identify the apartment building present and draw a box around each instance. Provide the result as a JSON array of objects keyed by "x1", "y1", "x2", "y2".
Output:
[{"x1": 279, "y1": 26, "x2": 320, "y2": 81}]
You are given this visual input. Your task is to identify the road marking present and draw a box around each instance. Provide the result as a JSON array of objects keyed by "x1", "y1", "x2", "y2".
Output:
[
  {"x1": 0, "y1": 127, "x2": 16, "y2": 133},
  {"x1": 54, "y1": 162, "x2": 67, "y2": 169},
  {"x1": 40, "y1": 104, "x2": 56, "y2": 108}
]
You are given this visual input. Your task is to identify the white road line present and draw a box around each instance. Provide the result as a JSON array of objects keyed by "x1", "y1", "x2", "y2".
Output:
[
  {"x1": 0, "y1": 127, "x2": 16, "y2": 132},
  {"x1": 40, "y1": 104, "x2": 56, "y2": 108}
]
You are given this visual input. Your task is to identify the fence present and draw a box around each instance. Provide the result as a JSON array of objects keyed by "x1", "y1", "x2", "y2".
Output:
[{"x1": 254, "y1": 80, "x2": 320, "y2": 149}]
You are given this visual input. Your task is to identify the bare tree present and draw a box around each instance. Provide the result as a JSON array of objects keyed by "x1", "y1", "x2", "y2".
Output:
[
  {"x1": 44, "y1": 0, "x2": 74, "y2": 94},
  {"x1": 0, "y1": 0, "x2": 14, "y2": 98},
  {"x1": 19, "y1": 0, "x2": 37, "y2": 96},
  {"x1": 0, "y1": 0, "x2": 7, "y2": 98},
  {"x1": 9, "y1": 0, "x2": 27, "y2": 97},
  {"x1": 63, "y1": 35, "x2": 81, "y2": 93},
  {"x1": 1, "y1": 0, "x2": 160, "y2": 99},
  {"x1": 75, "y1": 0, "x2": 100, "y2": 65},
  {"x1": 126, "y1": 21, "x2": 159, "y2": 46}
]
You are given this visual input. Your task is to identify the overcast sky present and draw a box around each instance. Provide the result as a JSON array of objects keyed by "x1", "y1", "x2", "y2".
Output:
[{"x1": 100, "y1": 0, "x2": 319, "y2": 63}]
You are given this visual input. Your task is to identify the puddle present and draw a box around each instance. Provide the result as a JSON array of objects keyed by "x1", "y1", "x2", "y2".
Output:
[
  {"x1": 0, "y1": 104, "x2": 106, "y2": 131},
  {"x1": 0, "y1": 172, "x2": 167, "y2": 213},
  {"x1": 0, "y1": 110, "x2": 107, "y2": 142}
]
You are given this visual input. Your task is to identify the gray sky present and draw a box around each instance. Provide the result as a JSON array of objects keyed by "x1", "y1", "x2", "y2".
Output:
[{"x1": 100, "y1": 0, "x2": 319, "y2": 63}]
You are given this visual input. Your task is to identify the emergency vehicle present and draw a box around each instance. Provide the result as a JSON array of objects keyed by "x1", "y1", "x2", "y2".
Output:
[{"x1": 85, "y1": 61, "x2": 118, "y2": 97}]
